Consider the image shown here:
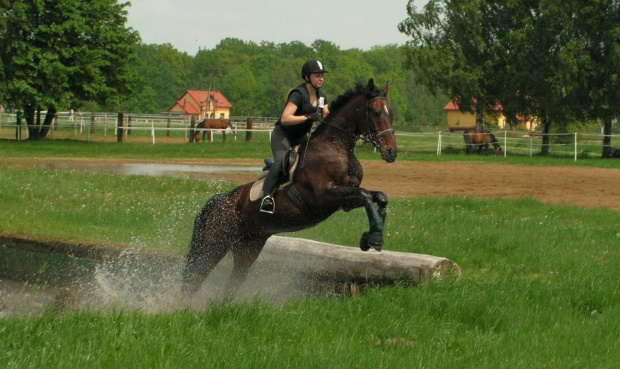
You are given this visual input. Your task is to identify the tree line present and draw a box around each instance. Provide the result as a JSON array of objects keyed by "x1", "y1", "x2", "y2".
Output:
[
  {"x1": 399, "y1": 0, "x2": 620, "y2": 156},
  {"x1": 109, "y1": 39, "x2": 449, "y2": 127},
  {"x1": 1, "y1": 0, "x2": 618, "y2": 156}
]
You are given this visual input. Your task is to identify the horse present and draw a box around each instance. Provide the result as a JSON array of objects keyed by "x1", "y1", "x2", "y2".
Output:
[
  {"x1": 463, "y1": 129, "x2": 502, "y2": 155},
  {"x1": 182, "y1": 79, "x2": 398, "y2": 298},
  {"x1": 194, "y1": 118, "x2": 232, "y2": 142}
]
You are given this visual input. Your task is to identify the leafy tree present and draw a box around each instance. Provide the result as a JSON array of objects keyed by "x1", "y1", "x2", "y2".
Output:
[
  {"x1": 121, "y1": 43, "x2": 193, "y2": 113},
  {"x1": 0, "y1": 0, "x2": 139, "y2": 140},
  {"x1": 399, "y1": 0, "x2": 504, "y2": 131},
  {"x1": 568, "y1": 0, "x2": 620, "y2": 158}
]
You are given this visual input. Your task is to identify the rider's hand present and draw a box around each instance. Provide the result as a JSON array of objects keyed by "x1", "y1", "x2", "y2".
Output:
[{"x1": 305, "y1": 112, "x2": 322, "y2": 122}]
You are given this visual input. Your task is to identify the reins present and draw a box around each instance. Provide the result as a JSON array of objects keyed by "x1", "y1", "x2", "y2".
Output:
[{"x1": 316, "y1": 95, "x2": 392, "y2": 146}]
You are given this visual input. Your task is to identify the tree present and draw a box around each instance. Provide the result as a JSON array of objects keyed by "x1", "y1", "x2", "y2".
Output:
[
  {"x1": 122, "y1": 43, "x2": 193, "y2": 113},
  {"x1": 568, "y1": 0, "x2": 620, "y2": 158},
  {"x1": 0, "y1": 0, "x2": 139, "y2": 140},
  {"x1": 399, "y1": 0, "x2": 505, "y2": 131}
]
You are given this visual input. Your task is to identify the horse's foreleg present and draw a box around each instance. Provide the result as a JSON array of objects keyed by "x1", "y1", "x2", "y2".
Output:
[
  {"x1": 225, "y1": 236, "x2": 268, "y2": 298},
  {"x1": 357, "y1": 188, "x2": 386, "y2": 252},
  {"x1": 372, "y1": 190, "x2": 388, "y2": 225}
]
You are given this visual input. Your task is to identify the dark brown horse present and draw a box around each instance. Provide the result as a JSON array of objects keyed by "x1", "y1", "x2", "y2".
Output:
[
  {"x1": 464, "y1": 129, "x2": 502, "y2": 155},
  {"x1": 182, "y1": 79, "x2": 398, "y2": 297},
  {"x1": 194, "y1": 118, "x2": 231, "y2": 142}
]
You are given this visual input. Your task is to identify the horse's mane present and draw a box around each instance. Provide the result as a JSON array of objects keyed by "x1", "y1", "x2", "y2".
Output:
[
  {"x1": 312, "y1": 82, "x2": 384, "y2": 137},
  {"x1": 328, "y1": 83, "x2": 383, "y2": 118}
]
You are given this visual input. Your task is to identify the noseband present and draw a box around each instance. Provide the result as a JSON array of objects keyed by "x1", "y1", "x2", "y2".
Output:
[
  {"x1": 318, "y1": 95, "x2": 394, "y2": 148},
  {"x1": 361, "y1": 96, "x2": 394, "y2": 148}
]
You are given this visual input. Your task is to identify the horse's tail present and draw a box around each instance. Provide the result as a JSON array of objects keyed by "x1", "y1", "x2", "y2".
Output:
[
  {"x1": 463, "y1": 130, "x2": 471, "y2": 145},
  {"x1": 182, "y1": 193, "x2": 226, "y2": 295}
]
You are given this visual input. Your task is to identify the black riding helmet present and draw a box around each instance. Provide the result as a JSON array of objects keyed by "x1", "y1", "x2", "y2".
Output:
[{"x1": 301, "y1": 60, "x2": 328, "y2": 80}]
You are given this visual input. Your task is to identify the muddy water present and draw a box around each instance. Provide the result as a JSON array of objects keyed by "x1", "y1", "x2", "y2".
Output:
[
  {"x1": 0, "y1": 160, "x2": 321, "y2": 317},
  {"x1": 0, "y1": 244, "x2": 330, "y2": 317},
  {"x1": 32, "y1": 161, "x2": 263, "y2": 179}
]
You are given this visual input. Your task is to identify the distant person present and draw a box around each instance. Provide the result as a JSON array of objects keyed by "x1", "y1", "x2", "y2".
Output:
[
  {"x1": 260, "y1": 60, "x2": 330, "y2": 213},
  {"x1": 69, "y1": 109, "x2": 74, "y2": 121}
]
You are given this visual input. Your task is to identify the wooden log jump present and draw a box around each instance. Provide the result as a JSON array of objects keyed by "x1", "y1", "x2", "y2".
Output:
[
  {"x1": 254, "y1": 236, "x2": 461, "y2": 285},
  {"x1": 1, "y1": 235, "x2": 461, "y2": 288}
]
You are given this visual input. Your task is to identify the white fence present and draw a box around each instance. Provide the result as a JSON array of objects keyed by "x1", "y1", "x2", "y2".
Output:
[{"x1": 1, "y1": 112, "x2": 619, "y2": 160}]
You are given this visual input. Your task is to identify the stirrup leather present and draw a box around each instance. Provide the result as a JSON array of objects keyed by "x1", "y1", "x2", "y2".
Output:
[{"x1": 260, "y1": 195, "x2": 275, "y2": 214}]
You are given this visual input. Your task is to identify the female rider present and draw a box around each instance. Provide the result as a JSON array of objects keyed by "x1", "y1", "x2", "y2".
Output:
[{"x1": 260, "y1": 60, "x2": 330, "y2": 213}]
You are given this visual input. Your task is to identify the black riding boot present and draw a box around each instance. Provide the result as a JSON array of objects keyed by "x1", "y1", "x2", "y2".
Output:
[{"x1": 260, "y1": 163, "x2": 281, "y2": 214}]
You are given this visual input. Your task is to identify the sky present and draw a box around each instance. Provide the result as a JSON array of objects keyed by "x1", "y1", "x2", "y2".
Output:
[{"x1": 124, "y1": 0, "x2": 426, "y2": 55}]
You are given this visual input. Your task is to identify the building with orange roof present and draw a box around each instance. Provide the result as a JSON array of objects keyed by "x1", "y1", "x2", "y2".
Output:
[
  {"x1": 443, "y1": 99, "x2": 507, "y2": 132},
  {"x1": 168, "y1": 90, "x2": 232, "y2": 120}
]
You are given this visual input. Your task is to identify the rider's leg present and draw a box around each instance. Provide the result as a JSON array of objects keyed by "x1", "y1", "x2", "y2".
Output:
[{"x1": 261, "y1": 126, "x2": 290, "y2": 213}]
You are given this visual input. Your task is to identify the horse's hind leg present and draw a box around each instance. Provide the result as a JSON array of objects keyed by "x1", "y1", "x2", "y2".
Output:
[
  {"x1": 225, "y1": 236, "x2": 269, "y2": 298},
  {"x1": 182, "y1": 195, "x2": 231, "y2": 297},
  {"x1": 182, "y1": 239, "x2": 229, "y2": 297}
]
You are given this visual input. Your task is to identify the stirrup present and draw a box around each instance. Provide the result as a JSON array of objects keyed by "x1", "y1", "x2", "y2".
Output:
[{"x1": 260, "y1": 195, "x2": 275, "y2": 214}]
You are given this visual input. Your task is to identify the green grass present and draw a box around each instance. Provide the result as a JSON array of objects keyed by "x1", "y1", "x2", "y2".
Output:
[{"x1": 1, "y1": 141, "x2": 620, "y2": 368}]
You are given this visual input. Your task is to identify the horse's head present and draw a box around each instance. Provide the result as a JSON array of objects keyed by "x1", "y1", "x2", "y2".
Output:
[
  {"x1": 494, "y1": 145, "x2": 503, "y2": 156},
  {"x1": 362, "y1": 79, "x2": 398, "y2": 163}
]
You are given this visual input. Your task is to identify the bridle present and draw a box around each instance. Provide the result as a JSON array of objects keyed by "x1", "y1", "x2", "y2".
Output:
[
  {"x1": 318, "y1": 95, "x2": 394, "y2": 149},
  {"x1": 361, "y1": 96, "x2": 394, "y2": 148}
]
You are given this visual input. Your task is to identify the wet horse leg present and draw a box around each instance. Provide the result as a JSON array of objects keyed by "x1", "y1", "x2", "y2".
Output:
[
  {"x1": 357, "y1": 188, "x2": 387, "y2": 251},
  {"x1": 182, "y1": 194, "x2": 232, "y2": 296},
  {"x1": 225, "y1": 236, "x2": 269, "y2": 297},
  {"x1": 182, "y1": 239, "x2": 230, "y2": 296}
]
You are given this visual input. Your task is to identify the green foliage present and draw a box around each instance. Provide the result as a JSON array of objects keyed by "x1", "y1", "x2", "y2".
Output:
[
  {"x1": 115, "y1": 38, "x2": 448, "y2": 125},
  {"x1": 1, "y1": 165, "x2": 619, "y2": 367},
  {"x1": 399, "y1": 0, "x2": 620, "y2": 154},
  {"x1": 0, "y1": 0, "x2": 140, "y2": 111}
]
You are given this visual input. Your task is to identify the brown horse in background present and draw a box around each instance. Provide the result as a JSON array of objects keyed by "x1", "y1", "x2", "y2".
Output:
[
  {"x1": 182, "y1": 79, "x2": 398, "y2": 298},
  {"x1": 194, "y1": 118, "x2": 232, "y2": 142},
  {"x1": 464, "y1": 129, "x2": 502, "y2": 155}
]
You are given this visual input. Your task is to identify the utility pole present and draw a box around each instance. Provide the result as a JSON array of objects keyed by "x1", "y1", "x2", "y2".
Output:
[{"x1": 207, "y1": 68, "x2": 218, "y2": 118}]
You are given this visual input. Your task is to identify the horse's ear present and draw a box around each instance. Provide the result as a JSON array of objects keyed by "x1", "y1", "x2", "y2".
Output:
[
  {"x1": 367, "y1": 78, "x2": 375, "y2": 91},
  {"x1": 383, "y1": 81, "x2": 390, "y2": 95}
]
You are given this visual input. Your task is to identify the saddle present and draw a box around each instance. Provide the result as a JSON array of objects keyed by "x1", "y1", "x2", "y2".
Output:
[{"x1": 250, "y1": 146, "x2": 300, "y2": 202}]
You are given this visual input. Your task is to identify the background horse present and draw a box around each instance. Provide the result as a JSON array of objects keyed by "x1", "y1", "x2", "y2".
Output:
[
  {"x1": 183, "y1": 79, "x2": 398, "y2": 297},
  {"x1": 194, "y1": 118, "x2": 231, "y2": 142},
  {"x1": 463, "y1": 129, "x2": 502, "y2": 155}
]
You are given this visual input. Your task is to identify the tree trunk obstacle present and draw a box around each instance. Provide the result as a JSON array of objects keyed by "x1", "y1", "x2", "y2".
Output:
[
  {"x1": 1, "y1": 235, "x2": 460, "y2": 293},
  {"x1": 254, "y1": 236, "x2": 461, "y2": 285}
]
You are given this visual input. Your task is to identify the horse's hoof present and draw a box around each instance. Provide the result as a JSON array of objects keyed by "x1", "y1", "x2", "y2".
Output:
[
  {"x1": 359, "y1": 231, "x2": 383, "y2": 252},
  {"x1": 359, "y1": 234, "x2": 370, "y2": 251}
]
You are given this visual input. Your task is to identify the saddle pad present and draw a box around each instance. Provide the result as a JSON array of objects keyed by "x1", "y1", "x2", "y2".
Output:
[{"x1": 249, "y1": 147, "x2": 301, "y2": 202}]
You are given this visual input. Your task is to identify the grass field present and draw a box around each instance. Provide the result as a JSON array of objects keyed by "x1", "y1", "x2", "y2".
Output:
[{"x1": 1, "y1": 140, "x2": 619, "y2": 368}]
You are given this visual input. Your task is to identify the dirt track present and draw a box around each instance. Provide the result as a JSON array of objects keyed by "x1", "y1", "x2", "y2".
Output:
[
  {"x1": 6, "y1": 157, "x2": 620, "y2": 210},
  {"x1": 203, "y1": 159, "x2": 620, "y2": 211}
]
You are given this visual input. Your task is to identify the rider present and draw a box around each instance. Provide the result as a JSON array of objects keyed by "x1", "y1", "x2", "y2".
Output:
[{"x1": 260, "y1": 59, "x2": 330, "y2": 213}]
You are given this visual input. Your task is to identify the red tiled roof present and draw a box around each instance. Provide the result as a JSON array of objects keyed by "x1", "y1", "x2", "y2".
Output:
[
  {"x1": 175, "y1": 99, "x2": 200, "y2": 115},
  {"x1": 442, "y1": 101, "x2": 459, "y2": 111},
  {"x1": 186, "y1": 90, "x2": 232, "y2": 108},
  {"x1": 443, "y1": 99, "x2": 503, "y2": 112}
]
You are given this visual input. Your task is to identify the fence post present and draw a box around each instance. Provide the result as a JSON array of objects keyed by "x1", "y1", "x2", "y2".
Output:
[
  {"x1": 167, "y1": 113, "x2": 171, "y2": 137},
  {"x1": 436, "y1": 131, "x2": 442, "y2": 155},
  {"x1": 574, "y1": 132, "x2": 578, "y2": 161},
  {"x1": 15, "y1": 112, "x2": 22, "y2": 141},
  {"x1": 103, "y1": 113, "x2": 108, "y2": 137},
  {"x1": 246, "y1": 116, "x2": 253, "y2": 141},
  {"x1": 117, "y1": 112, "x2": 124, "y2": 143},
  {"x1": 189, "y1": 115, "x2": 196, "y2": 143},
  {"x1": 503, "y1": 130, "x2": 507, "y2": 157}
]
